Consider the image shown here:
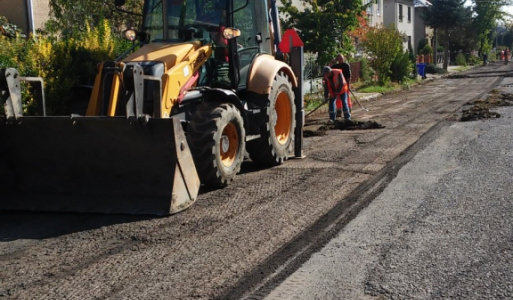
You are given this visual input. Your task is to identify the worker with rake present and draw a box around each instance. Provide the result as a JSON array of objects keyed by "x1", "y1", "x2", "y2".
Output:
[
  {"x1": 322, "y1": 66, "x2": 351, "y2": 123},
  {"x1": 331, "y1": 54, "x2": 352, "y2": 116}
]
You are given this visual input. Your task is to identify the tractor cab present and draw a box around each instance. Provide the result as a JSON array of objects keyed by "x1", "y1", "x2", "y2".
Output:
[{"x1": 132, "y1": 0, "x2": 274, "y2": 90}]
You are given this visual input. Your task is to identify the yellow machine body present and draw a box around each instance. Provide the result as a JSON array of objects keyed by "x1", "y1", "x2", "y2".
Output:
[{"x1": 87, "y1": 41, "x2": 212, "y2": 118}]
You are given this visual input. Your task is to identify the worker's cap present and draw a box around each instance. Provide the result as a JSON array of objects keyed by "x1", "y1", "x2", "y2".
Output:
[{"x1": 322, "y1": 66, "x2": 332, "y2": 76}]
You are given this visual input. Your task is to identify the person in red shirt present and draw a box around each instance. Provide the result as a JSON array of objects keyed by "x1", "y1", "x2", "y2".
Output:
[{"x1": 322, "y1": 66, "x2": 351, "y2": 123}]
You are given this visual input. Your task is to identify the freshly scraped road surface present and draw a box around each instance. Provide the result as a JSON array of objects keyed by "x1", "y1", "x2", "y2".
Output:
[
  {"x1": 1, "y1": 63, "x2": 511, "y2": 300},
  {"x1": 265, "y1": 102, "x2": 513, "y2": 300}
]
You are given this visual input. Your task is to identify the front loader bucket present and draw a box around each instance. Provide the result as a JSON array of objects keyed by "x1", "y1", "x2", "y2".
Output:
[{"x1": 0, "y1": 116, "x2": 200, "y2": 215}]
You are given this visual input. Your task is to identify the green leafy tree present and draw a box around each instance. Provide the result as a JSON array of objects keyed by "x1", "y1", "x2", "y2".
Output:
[
  {"x1": 443, "y1": 15, "x2": 477, "y2": 56},
  {"x1": 45, "y1": 0, "x2": 143, "y2": 37},
  {"x1": 503, "y1": 24, "x2": 513, "y2": 49},
  {"x1": 361, "y1": 24, "x2": 402, "y2": 85},
  {"x1": 279, "y1": 0, "x2": 370, "y2": 65},
  {"x1": 472, "y1": 0, "x2": 511, "y2": 56},
  {"x1": 421, "y1": 0, "x2": 471, "y2": 70}
]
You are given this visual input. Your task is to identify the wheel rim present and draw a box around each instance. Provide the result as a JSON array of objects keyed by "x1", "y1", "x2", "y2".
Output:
[
  {"x1": 274, "y1": 91, "x2": 292, "y2": 145},
  {"x1": 220, "y1": 122, "x2": 239, "y2": 167}
]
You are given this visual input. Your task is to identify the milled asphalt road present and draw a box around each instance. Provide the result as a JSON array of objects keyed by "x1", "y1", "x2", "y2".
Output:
[
  {"x1": 263, "y1": 80, "x2": 513, "y2": 299},
  {"x1": 1, "y1": 64, "x2": 511, "y2": 300}
]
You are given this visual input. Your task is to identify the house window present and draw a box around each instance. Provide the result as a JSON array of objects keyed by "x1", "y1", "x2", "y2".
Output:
[
  {"x1": 377, "y1": 0, "x2": 382, "y2": 16},
  {"x1": 408, "y1": 6, "x2": 411, "y2": 22},
  {"x1": 399, "y1": 4, "x2": 403, "y2": 22}
]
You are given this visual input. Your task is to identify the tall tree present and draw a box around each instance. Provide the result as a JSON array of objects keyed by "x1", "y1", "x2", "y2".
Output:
[
  {"x1": 472, "y1": 0, "x2": 511, "y2": 55},
  {"x1": 421, "y1": 0, "x2": 472, "y2": 70},
  {"x1": 279, "y1": 0, "x2": 370, "y2": 64},
  {"x1": 503, "y1": 23, "x2": 513, "y2": 49},
  {"x1": 442, "y1": 15, "x2": 478, "y2": 55},
  {"x1": 45, "y1": 0, "x2": 143, "y2": 37}
]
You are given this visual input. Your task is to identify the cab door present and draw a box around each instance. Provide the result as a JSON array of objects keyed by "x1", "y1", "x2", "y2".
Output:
[{"x1": 231, "y1": 0, "x2": 273, "y2": 88}]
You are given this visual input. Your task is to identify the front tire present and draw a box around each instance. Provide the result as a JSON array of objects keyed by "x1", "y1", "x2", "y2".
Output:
[
  {"x1": 247, "y1": 71, "x2": 296, "y2": 166},
  {"x1": 187, "y1": 102, "x2": 246, "y2": 186}
]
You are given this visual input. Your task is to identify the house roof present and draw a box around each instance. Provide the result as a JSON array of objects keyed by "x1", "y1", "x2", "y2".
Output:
[{"x1": 414, "y1": 0, "x2": 432, "y2": 8}]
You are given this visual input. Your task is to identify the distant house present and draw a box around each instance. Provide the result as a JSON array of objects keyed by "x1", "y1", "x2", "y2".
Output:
[
  {"x1": 383, "y1": 0, "x2": 415, "y2": 52},
  {"x1": 364, "y1": 0, "x2": 384, "y2": 27},
  {"x1": 278, "y1": 0, "x2": 432, "y2": 56},
  {"x1": 414, "y1": 0, "x2": 434, "y2": 55},
  {"x1": 0, "y1": 0, "x2": 50, "y2": 35}
]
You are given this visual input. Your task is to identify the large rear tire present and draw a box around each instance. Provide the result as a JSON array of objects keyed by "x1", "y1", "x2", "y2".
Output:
[
  {"x1": 187, "y1": 102, "x2": 246, "y2": 187},
  {"x1": 247, "y1": 71, "x2": 296, "y2": 166}
]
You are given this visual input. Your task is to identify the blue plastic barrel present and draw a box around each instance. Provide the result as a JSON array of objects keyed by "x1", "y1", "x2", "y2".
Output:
[{"x1": 416, "y1": 63, "x2": 426, "y2": 79}]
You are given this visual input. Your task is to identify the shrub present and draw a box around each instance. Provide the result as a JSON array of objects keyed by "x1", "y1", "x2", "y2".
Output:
[
  {"x1": 467, "y1": 54, "x2": 481, "y2": 66},
  {"x1": 455, "y1": 53, "x2": 466, "y2": 66},
  {"x1": 0, "y1": 19, "x2": 131, "y2": 115},
  {"x1": 359, "y1": 57, "x2": 372, "y2": 82},
  {"x1": 426, "y1": 63, "x2": 447, "y2": 74},
  {"x1": 417, "y1": 38, "x2": 427, "y2": 54},
  {"x1": 421, "y1": 44, "x2": 433, "y2": 55},
  {"x1": 390, "y1": 51, "x2": 413, "y2": 82},
  {"x1": 361, "y1": 24, "x2": 403, "y2": 85}
]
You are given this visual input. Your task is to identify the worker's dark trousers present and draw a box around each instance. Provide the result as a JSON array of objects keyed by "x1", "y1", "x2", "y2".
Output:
[{"x1": 329, "y1": 93, "x2": 351, "y2": 121}]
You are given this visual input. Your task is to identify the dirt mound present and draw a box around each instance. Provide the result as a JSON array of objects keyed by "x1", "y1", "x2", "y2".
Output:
[
  {"x1": 461, "y1": 90, "x2": 513, "y2": 121},
  {"x1": 334, "y1": 120, "x2": 386, "y2": 130},
  {"x1": 304, "y1": 128, "x2": 328, "y2": 137},
  {"x1": 304, "y1": 119, "x2": 385, "y2": 137}
]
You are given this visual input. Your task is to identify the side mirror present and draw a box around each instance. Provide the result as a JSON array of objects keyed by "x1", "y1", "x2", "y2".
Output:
[{"x1": 114, "y1": 0, "x2": 126, "y2": 6}]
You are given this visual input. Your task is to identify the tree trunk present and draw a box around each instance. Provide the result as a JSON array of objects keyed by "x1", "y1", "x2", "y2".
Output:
[
  {"x1": 433, "y1": 28, "x2": 438, "y2": 65},
  {"x1": 443, "y1": 33, "x2": 449, "y2": 70}
]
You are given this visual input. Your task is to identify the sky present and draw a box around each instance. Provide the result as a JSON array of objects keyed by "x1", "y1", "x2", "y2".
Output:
[{"x1": 505, "y1": 5, "x2": 513, "y2": 18}]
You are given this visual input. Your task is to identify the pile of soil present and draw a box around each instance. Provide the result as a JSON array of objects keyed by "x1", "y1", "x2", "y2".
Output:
[
  {"x1": 461, "y1": 90, "x2": 513, "y2": 121},
  {"x1": 303, "y1": 119, "x2": 385, "y2": 137},
  {"x1": 303, "y1": 128, "x2": 328, "y2": 137}
]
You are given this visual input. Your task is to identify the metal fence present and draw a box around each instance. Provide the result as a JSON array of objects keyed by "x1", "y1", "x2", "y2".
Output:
[{"x1": 302, "y1": 53, "x2": 363, "y2": 95}]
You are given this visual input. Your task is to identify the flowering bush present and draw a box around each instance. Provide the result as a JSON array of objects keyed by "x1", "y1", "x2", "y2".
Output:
[{"x1": 0, "y1": 19, "x2": 131, "y2": 115}]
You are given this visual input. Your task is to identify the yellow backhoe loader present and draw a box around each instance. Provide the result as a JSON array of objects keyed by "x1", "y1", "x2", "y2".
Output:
[{"x1": 0, "y1": 0, "x2": 304, "y2": 215}]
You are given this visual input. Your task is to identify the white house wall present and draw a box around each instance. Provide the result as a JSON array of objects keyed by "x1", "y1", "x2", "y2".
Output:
[
  {"x1": 365, "y1": 0, "x2": 384, "y2": 27},
  {"x1": 414, "y1": 7, "x2": 434, "y2": 54},
  {"x1": 414, "y1": 8, "x2": 426, "y2": 53},
  {"x1": 383, "y1": 0, "x2": 415, "y2": 52},
  {"x1": 31, "y1": 0, "x2": 50, "y2": 31}
]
